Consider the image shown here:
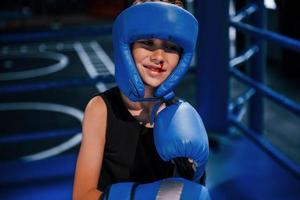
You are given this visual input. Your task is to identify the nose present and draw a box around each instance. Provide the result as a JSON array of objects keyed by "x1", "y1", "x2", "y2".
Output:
[{"x1": 150, "y1": 48, "x2": 165, "y2": 65}]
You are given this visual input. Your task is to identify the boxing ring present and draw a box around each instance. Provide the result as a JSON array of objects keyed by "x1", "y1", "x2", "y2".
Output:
[
  {"x1": 1, "y1": 0, "x2": 300, "y2": 199},
  {"x1": 195, "y1": 0, "x2": 300, "y2": 199},
  {"x1": 0, "y1": 26, "x2": 115, "y2": 199}
]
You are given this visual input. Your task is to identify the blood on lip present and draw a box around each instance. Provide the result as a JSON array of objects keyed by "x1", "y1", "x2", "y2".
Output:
[{"x1": 145, "y1": 65, "x2": 166, "y2": 72}]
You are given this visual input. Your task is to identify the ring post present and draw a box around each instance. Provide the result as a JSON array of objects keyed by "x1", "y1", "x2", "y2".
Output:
[
  {"x1": 249, "y1": 0, "x2": 266, "y2": 133},
  {"x1": 194, "y1": 0, "x2": 230, "y2": 133}
]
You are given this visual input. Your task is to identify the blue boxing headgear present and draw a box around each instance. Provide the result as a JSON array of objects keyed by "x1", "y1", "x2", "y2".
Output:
[{"x1": 113, "y1": 2, "x2": 198, "y2": 101}]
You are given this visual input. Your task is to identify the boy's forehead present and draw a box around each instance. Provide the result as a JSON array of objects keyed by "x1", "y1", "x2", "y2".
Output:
[{"x1": 136, "y1": 38, "x2": 181, "y2": 46}]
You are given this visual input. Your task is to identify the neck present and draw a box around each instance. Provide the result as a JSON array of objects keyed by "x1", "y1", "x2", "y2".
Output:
[
  {"x1": 120, "y1": 92, "x2": 157, "y2": 111},
  {"x1": 120, "y1": 89, "x2": 164, "y2": 128}
]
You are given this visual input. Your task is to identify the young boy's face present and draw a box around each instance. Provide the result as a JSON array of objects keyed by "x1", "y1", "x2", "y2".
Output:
[{"x1": 132, "y1": 38, "x2": 181, "y2": 88}]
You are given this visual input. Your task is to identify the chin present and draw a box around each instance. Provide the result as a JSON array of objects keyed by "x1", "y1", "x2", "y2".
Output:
[{"x1": 144, "y1": 82, "x2": 161, "y2": 90}]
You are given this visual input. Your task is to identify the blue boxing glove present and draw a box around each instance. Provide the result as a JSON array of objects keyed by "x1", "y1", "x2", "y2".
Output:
[
  {"x1": 100, "y1": 182, "x2": 136, "y2": 200},
  {"x1": 153, "y1": 100, "x2": 209, "y2": 182},
  {"x1": 100, "y1": 177, "x2": 210, "y2": 200}
]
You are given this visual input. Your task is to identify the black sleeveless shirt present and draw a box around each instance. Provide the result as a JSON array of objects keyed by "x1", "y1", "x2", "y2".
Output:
[{"x1": 98, "y1": 87, "x2": 174, "y2": 191}]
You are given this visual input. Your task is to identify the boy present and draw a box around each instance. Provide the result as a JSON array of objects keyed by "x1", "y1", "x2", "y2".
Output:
[{"x1": 73, "y1": 1, "x2": 209, "y2": 199}]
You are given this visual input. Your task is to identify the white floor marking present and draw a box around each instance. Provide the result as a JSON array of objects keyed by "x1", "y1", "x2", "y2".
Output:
[
  {"x1": 74, "y1": 42, "x2": 107, "y2": 92},
  {"x1": 0, "y1": 102, "x2": 83, "y2": 161},
  {"x1": 0, "y1": 51, "x2": 69, "y2": 80},
  {"x1": 90, "y1": 41, "x2": 115, "y2": 75},
  {"x1": 1, "y1": 40, "x2": 114, "y2": 160}
]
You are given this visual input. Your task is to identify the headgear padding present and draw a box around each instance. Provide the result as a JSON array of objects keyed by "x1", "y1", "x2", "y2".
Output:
[{"x1": 113, "y1": 2, "x2": 198, "y2": 101}]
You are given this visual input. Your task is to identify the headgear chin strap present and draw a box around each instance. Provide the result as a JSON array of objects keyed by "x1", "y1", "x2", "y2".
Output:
[{"x1": 113, "y1": 2, "x2": 198, "y2": 102}]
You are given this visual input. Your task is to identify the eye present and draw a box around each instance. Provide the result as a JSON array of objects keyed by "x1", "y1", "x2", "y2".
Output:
[
  {"x1": 164, "y1": 43, "x2": 181, "y2": 53},
  {"x1": 137, "y1": 39, "x2": 154, "y2": 47}
]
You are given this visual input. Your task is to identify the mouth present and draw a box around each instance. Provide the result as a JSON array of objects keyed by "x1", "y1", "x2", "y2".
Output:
[{"x1": 143, "y1": 65, "x2": 166, "y2": 73}]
